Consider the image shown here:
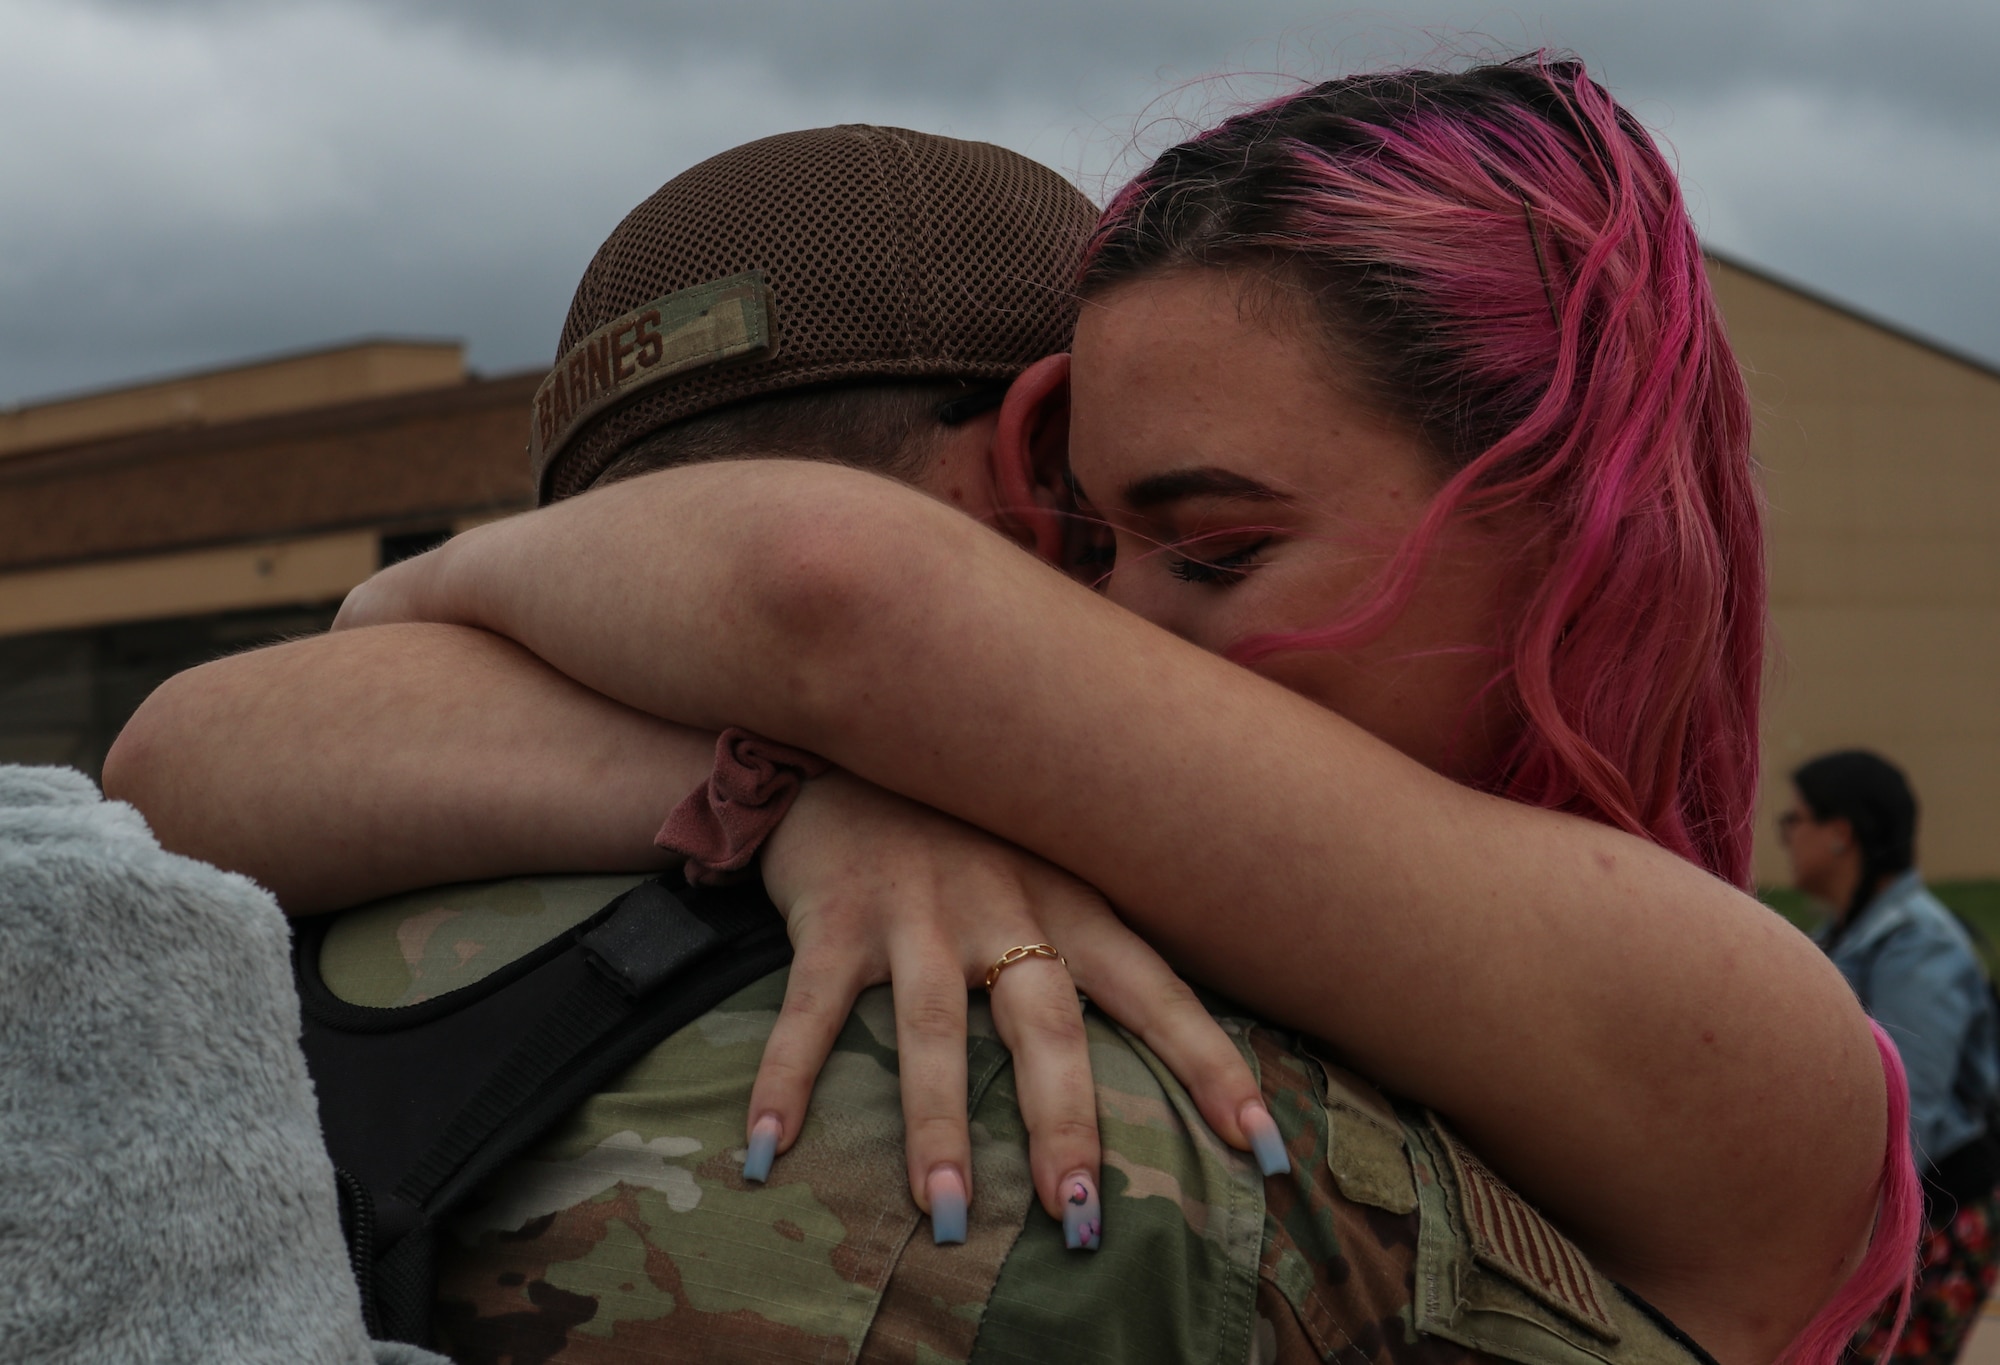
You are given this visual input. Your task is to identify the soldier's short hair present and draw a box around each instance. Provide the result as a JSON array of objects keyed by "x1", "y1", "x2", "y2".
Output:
[{"x1": 592, "y1": 379, "x2": 989, "y2": 489}]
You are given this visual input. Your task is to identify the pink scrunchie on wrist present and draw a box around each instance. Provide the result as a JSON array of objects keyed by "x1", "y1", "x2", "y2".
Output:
[{"x1": 655, "y1": 728, "x2": 830, "y2": 886}]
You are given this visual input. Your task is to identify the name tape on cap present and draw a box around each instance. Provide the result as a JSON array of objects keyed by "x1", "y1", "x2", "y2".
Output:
[{"x1": 530, "y1": 272, "x2": 775, "y2": 468}]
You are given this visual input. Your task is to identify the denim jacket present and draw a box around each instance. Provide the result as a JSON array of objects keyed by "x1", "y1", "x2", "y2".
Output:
[{"x1": 1819, "y1": 870, "x2": 2000, "y2": 1166}]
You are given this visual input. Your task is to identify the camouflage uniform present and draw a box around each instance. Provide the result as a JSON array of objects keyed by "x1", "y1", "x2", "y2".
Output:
[{"x1": 320, "y1": 876, "x2": 1713, "y2": 1365}]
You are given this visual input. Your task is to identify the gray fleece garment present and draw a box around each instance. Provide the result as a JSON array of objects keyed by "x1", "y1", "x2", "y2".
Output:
[{"x1": 0, "y1": 765, "x2": 444, "y2": 1364}]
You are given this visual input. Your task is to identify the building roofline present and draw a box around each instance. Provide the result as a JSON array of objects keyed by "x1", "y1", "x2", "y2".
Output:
[
  {"x1": 0, "y1": 366, "x2": 546, "y2": 575},
  {"x1": 0, "y1": 367, "x2": 545, "y2": 490},
  {"x1": 1705, "y1": 247, "x2": 2000, "y2": 383},
  {"x1": 0, "y1": 334, "x2": 470, "y2": 416}
]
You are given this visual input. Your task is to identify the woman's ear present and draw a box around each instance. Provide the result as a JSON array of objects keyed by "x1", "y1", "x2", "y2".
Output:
[
  {"x1": 1829, "y1": 817, "x2": 1858, "y2": 856},
  {"x1": 988, "y1": 354, "x2": 1072, "y2": 565}
]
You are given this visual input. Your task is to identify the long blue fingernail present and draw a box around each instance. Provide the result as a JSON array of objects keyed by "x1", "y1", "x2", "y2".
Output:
[
  {"x1": 743, "y1": 1114, "x2": 781, "y2": 1183},
  {"x1": 1242, "y1": 1102, "x2": 1291, "y2": 1177},
  {"x1": 1061, "y1": 1171, "x2": 1102, "y2": 1251},
  {"x1": 928, "y1": 1166, "x2": 968, "y2": 1245}
]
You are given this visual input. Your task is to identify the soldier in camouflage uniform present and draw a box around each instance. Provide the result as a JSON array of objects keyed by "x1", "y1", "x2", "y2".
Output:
[
  {"x1": 319, "y1": 876, "x2": 1712, "y2": 1365},
  {"x1": 112, "y1": 122, "x2": 1751, "y2": 1364}
]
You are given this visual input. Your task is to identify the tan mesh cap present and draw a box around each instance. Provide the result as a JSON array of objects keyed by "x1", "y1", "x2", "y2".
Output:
[{"x1": 532, "y1": 125, "x2": 1099, "y2": 503}]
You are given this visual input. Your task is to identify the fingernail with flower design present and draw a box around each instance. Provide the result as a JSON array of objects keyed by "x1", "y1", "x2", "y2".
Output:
[
  {"x1": 1061, "y1": 1170, "x2": 1102, "y2": 1251},
  {"x1": 742, "y1": 1114, "x2": 781, "y2": 1183},
  {"x1": 928, "y1": 1165, "x2": 968, "y2": 1245},
  {"x1": 1241, "y1": 1101, "x2": 1291, "y2": 1177}
]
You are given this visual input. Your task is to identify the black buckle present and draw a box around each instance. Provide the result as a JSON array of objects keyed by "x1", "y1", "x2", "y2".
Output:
[{"x1": 580, "y1": 881, "x2": 719, "y2": 997}]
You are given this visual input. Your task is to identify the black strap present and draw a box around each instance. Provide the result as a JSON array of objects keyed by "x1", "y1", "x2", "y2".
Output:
[
  {"x1": 1614, "y1": 1283, "x2": 1724, "y2": 1365},
  {"x1": 295, "y1": 876, "x2": 793, "y2": 1346}
]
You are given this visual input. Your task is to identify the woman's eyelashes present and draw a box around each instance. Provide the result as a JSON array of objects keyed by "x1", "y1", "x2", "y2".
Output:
[{"x1": 1166, "y1": 537, "x2": 1273, "y2": 586}]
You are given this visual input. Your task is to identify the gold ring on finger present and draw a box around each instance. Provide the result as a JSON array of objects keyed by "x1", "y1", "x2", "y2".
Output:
[{"x1": 983, "y1": 943, "x2": 1067, "y2": 992}]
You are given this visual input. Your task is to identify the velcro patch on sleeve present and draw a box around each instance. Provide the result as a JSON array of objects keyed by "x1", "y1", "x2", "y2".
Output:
[
  {"x1": 529, "y1": 271, "x2": 775, "y2": 467},
  {"x1": 1309, "y1": 1050, "x2": 1419, "y2": 1215},
  {"x1": 1430, "y1": 1115, "x2": 1619, "y2": 1341}
]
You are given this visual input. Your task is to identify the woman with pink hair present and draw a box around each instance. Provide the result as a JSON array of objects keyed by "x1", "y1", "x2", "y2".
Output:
[{"x1": 175, "y1": 57, "x2": 1919, "y2": 1363}]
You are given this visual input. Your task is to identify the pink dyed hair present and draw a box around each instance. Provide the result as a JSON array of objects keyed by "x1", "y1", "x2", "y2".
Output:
[
  {"x1": 1082, "y1": 55, "x2": 1920, "y2": 1360},
  {"x1": 1081, "y1": 56, "x2": 1763, "y2": 888},
  {"x1": 1788, "y1": 1021, "x2": 1918, "y2": 1365}
]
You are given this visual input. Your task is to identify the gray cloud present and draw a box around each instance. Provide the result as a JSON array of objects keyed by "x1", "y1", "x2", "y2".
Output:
[
  {"x1": 310, "y1": 0, "x2": 2000, "y2": 136},
  {"x1": 6, "y1": 0, "x2": 1996, "y2": 408}
]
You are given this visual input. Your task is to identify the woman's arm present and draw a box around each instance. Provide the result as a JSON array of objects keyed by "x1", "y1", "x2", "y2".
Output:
[
  {"x1": 104, "y1": 618, "x2": 1271, "y2": 1240},
  {"x1": 353, "y1": 459, "x2": 1885, "y2": 1358},
  {"x1": 104, "y1": 624, "x2": 692, "y2": 912}
]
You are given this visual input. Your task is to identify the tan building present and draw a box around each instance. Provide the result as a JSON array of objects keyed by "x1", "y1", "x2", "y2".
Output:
[
  {"x1": 0, "y1": 340, "x2": 541, "y2": 775},
  {"x1": 2, "y1": 263, "x2": 1995, "y2": 880},
  {"x1": 1710, "y1": 255, "x2": 2000, "y2": 884}
]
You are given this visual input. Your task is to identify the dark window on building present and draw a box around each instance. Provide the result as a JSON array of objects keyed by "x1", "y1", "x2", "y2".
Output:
[
  {"x1": 0, "y1": 601, "x2": 342, "y2": 781},
  {"x1": 379, "y1": 527, "x2": 452, "y2": 567}
]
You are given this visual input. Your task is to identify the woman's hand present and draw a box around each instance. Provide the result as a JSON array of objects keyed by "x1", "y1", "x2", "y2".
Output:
[{"x1": 751, "y1": 771, "x2": 1284, "y2": 1245}]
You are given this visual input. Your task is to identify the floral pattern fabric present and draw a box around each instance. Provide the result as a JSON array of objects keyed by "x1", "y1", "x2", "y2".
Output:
[{"x1": 1855, "y1": 1186, "x2": 2000, "y2": 1365}]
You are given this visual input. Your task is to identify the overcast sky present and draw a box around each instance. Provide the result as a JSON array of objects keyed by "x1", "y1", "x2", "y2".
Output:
[{"x1": 4, "y1": 0, "x2": 1997, "y2": 408}]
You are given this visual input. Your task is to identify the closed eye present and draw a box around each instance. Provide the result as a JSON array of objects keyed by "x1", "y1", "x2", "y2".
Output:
[{"x1": 1167, "y1": 537, "x2": 1271, "y2": 586}]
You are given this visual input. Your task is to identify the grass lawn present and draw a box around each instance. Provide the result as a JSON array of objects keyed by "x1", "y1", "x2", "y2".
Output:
[{"x1": 1760, "y1": 881, "x2": 2000, "y2": 974}]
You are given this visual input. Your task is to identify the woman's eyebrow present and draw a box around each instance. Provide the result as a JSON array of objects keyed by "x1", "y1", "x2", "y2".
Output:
[{"x1": 1122, "y1": 467, "x2": 1292, "y2": 510}]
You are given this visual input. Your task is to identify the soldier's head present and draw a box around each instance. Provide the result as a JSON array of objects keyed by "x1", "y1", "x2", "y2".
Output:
[{"x1": 530, "y1": 126, "x2": 1096, "y2": 559}]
